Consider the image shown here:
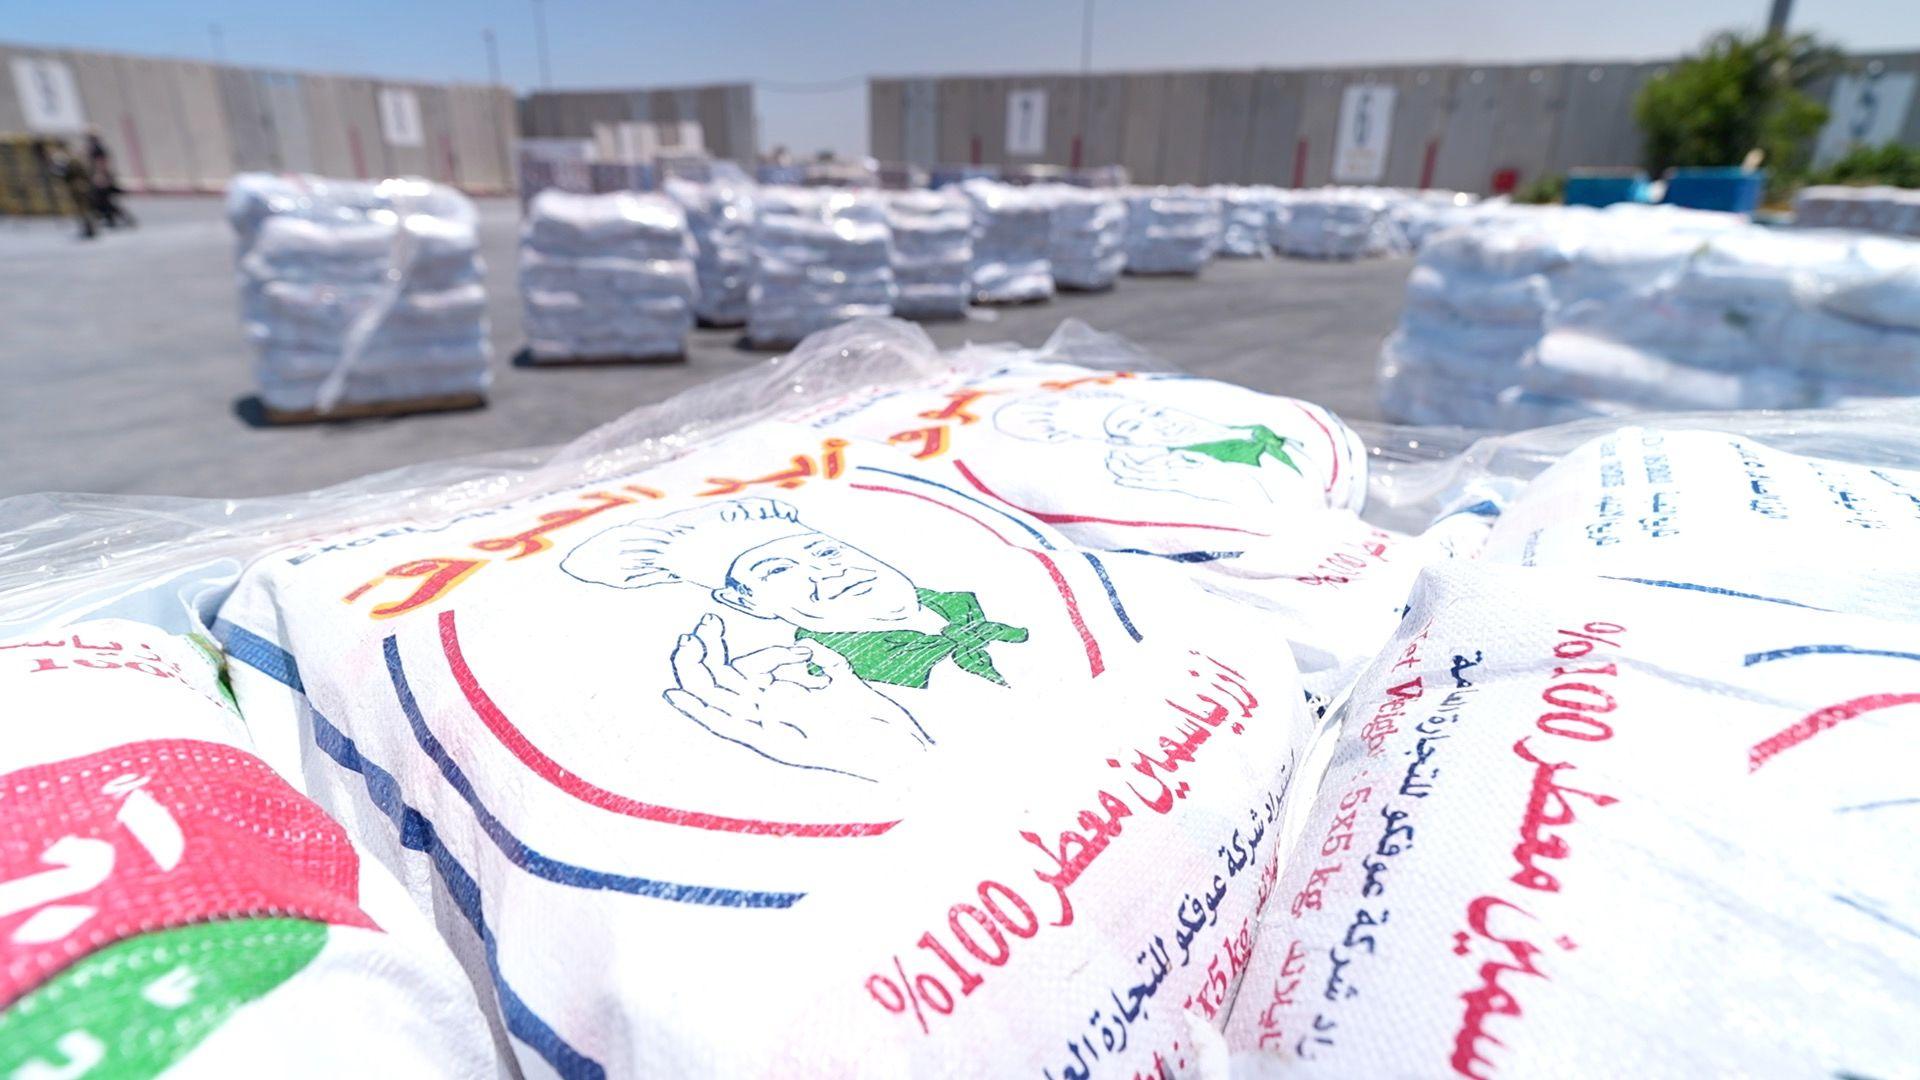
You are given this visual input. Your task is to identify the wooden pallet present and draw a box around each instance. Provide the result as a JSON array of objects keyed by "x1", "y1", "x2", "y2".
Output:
[
  {"x1": 515, "y1": 346, "x2": 686, "y2": 367},
  {"x1": 260, "y1": 392, "x2": 487, "y2": 425}
]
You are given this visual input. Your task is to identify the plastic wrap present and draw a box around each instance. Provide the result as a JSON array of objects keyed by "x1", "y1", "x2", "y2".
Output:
[
  {"x1": 1273, "y1": 187, "x2": 1404, "y2": 259},
  {"x1": 664, "y1": 168, "x2": 758, "y2": 327},
  {"x1": 747, "y1": 186, "x2": 897, "y2": 347},
  {"x1": 226, "y1": 173, "x2": 491, "y2": 415},
  {"x1": 1037, "y1": 183, "x2": 1127, "y2": 290},
  {"x1": 520, "y1": 190, "x2": 697, "y2": 362},
  {"x1": 1123, "y1": 186, "x2": 1222, "y2": 275},
  {"x1": 958, "y1": 178, "x2": 1055, "y2": 303},
  {"x1": 882, "y1": 189, "x2": 973, "y2": 318},
  {"x1": 1212, "y1": 185, "x2": 1280, "y2": 257}
]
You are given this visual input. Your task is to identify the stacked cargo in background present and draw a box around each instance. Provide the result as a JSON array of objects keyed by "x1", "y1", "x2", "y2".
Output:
[
  {"x1": 1123, "y1": 186, "x2": 1222, "y2": 274},
  {"x1": 1274, "y1": 187, "x2": 1405, "y2": 259},
  {"x1": 1378, "y1": 202, "x2": 1920, "y2": 428},
  {"x1": 519, "y1": 190, "x2": 697, "y2": 363},
  {"x1": 226, "y1": 173, "x2": 491, "y2": 418},
  {"x1": 665, "y1": 167, "x2": 758, "y2": 327},
  {"x1": 1039, "y1": 184, "x2": 1128, "y2": 290},
  {"x1": 960, "y1": 178, "x2": 1055, "y2": 303},
  {"x1": 1213, "y1": 185, "x2": 1279, "y2": 257},
  {"x1": 747, "y1": 186, "x2": 896, "y2": 347},
  {"x1": 883, "y1": 188, "x2": 973, "y2": 318}
]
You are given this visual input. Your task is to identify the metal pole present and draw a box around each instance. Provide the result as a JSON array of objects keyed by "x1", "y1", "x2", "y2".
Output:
[
  {"x1": 1766, "y1": 0, "x2": 1792, "y2": 34},
  {"x1": 208, "y1": 23, "x2": 225, "y2": 64},
  {"x1": 532, "y1": 0, "x2": 552, "y2": 88},
  {"x1": 483, "y1": 28, "x2": 502, "y2": 86}
]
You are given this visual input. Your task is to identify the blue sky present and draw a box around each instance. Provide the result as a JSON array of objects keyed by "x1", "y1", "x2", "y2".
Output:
[{"x1": 6, "y1": 1, "x2": 1917, "y2": 155}]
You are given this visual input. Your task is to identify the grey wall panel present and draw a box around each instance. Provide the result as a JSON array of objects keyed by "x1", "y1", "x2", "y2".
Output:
[
  {"x1": 974, "y1": 78, "x2": 1009, "y2": 166},
  {"x1": 116, "y1": 56, "x2": 194, "y2": 189},
  {"x1": 416, "y1": 84, "x2": 457, "y2": 181},
  {"x1": 869, "y1": 79, "x2": 904, "y2": 162},
  {"x1": 1080, "y1": 74, "x2": 1125, "y2": 169},
  {"x1": 1042, "y1": 75, "x2": 1083, "y2": 165},
  {"x1": 377, "y1": 81, "x2": 428, "y2": 176},
  {"x1": 1295, "y1": 69, "x2": 1350, "y2": 187},
  {"x1": 1119, "y1": 74, "x2": 1166, "y2": 183},
  {"x1": 334, "y1": 78, "x2": 388, "y2": 179},
  {"x1": 1202, "y1": 71, "x2": 1255, "y2": 182},
  {"x1": 301, "y1": 74, "x2": 357, "y2": 179},
  {"x1": 936, "y1": 78, "x2": 972, "y2": 164},
  {"x1": 1486, "y1": 64, "x2": 1566, "y2": 191},
  {"x1": 1375, "y1": 68, "x2": 1453, "y2": 189},
  {"x1": 1158, "y1": 72, "x2": 1209, "y2": 184},
  {"x1": 219, "y1": 68, "x2": 277, "y2": 171},
  {"x1": 258, "y1": 72, "x2": 315, "y2": 174},
  {"x1": 1246, "y1": 71, "x2": 1303, "y2": 184},
  {"x1": 0, "y1": 44, "x2": 28, "y2": 131},
  {"x1": 696, "y1": 85, "x2": 730, "y2": 159},
  {"x1": 171, "y1": 62, "x2": 234, "y2": 189},
  {"x1": 1430, "y1": 65, "x2": 1502, "y2": 193},
  {"x1": 729, "y1": 84, "x2": 757, "y2": 160},
  {"x1": 1549, "y1": 62, "x2": 1651, "y2": 174},
  {"x1": 903, "y1": 78, "x2": 937, "y2": 166}
]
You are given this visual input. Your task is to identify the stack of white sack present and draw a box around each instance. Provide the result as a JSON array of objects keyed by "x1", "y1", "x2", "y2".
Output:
[
  {"x1": 1227, "y1": 422, "x2": 1920, "y2": 1076},
  {"x1": 1036, "y1": 183, "x2": 1127, "y2": 290},
  {"x1": 0, "y1": 618, "x2": 500, "y2": 1077},
  {"x1": 520, "y1": 190, "x2": 697, "y2": 362},
  {"x1": 1213, "y1": 185, "x2": 1281, "y2": 257},
  {"x1": 1274, "y1": 187, "x2": 1406, "y2": 259},
  {"x1": 1387, "y1": 188, "x2": 1482, "y2": 251},
  {"x1": 748, "y1": 186, "x2": 897, "y2": 347},
  {"x1": 1795, "y1": 184, "x2": 1920, "y2": 238},
  {"x1": 665, "y1": 168, "x2": 758, "y2": 327},
  {"x1": 1376, "y1": 202, "x2": 1759, "y2": 428},
  {"x1": 226, "y1": 173, "x2": 490, "y2": 415},
  {"x1": 959, "y1": 178, "x2": 1055, "y2": 303},
  {"x1": 882, "y1": 188, "x2": 973, "y2": 318},
  {"x1": 1124, "y1": 186, "x2": 1223, "y2": 274}
]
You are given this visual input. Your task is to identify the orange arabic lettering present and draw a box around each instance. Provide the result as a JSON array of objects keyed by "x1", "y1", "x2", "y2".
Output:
[{"x1": 345, "y1": 558, "x2": 487, "y2": 620}]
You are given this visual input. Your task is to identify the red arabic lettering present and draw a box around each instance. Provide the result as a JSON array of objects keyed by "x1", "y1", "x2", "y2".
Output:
[
  {"x1": 917, "y1": 389, "x2": 992, "y2": 424},
  {"x1": 1448, "y1": 895, "x2": 1550, "y2": 1080},
  {"x1": 698, "y1": 438, "x2": 851, "y2": 496},
  {"x1": 343, "y1": 558, "x2": 486, "y2": 619}
]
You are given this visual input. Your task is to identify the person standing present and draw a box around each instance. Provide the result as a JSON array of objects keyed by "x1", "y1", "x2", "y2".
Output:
[
  {"x1": 44, "y1": 145, "x2": 97, "y2": 240},
  {"x1": 85, "y1": 131, "x2": 134, "y2": 229}
]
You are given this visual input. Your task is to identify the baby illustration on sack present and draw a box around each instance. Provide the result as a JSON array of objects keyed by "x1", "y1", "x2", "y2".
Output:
[
  {"x1": 562, "y1": 497, "x2": 1027, "y2": 783},
  {"x1": 994, "y1": 390, "x2": 1302, "y2": 504}
]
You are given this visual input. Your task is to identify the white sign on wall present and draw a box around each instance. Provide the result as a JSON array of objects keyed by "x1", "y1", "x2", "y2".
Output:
[
  {"x1": 10, "y1": 58, "x2": 87, "y2": 134},
  {"x1": 378, "y1": 88, "x2": 424, "y2": 147},
  {"x1": 1814, "y1": 71, "x2": 1918, "y2": 166},
  {"x1": 1332, "y1": 83, "x2": 1396, "y2": 183},
  {"x1": 1006, "y1": 89, "x2": 1048, "y2": 157}
]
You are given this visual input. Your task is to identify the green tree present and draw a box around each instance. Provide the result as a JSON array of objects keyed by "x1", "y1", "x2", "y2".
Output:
[
  {"x1": 1634, "y1": 30, "x2": 1846, "y2": 182},
  {"x1": 1807, "y1": 143, "x2": 1920, "y2": 188}
]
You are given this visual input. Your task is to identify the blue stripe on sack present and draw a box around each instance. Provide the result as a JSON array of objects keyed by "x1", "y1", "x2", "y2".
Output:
[
  {"x1": 1744, "y1": 643, "x2": 1920, "y2": 668},
  {"x1": 213, "y1": 620, "x2": 603, "y2": 1079},
  {"x1": 1601, "y1": 576, "x2": 1826, "y2": 611},
  {"x1": 854, "y1": 464, "x2": 1145, "y2": 641},
  {"x1": 379, "y1": 634, "x2": 803, "y2": 910},
  {"x1": 1106, "y1": 547, "x2": 1244, "y2": 564}
]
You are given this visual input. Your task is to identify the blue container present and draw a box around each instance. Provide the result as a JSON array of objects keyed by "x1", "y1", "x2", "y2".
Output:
[
  {"x1": 1662, "y1": 167, "x2": 1766, "y2": 214},
  {"x1": 1564, "y1": 171, "x2": 1649, "y2": 207}
]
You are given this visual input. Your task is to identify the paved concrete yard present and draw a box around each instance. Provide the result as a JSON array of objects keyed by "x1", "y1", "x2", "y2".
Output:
[{"x1": 0, "y1": 195, "x2": 1414, "y2": 499}]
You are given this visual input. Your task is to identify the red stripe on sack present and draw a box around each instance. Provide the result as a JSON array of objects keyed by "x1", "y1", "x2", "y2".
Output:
[
  {"x1": 1292, "y1": 402, "x2": 1339, "y2": 496},
  {"x1": 1748, "y1": 692, "x2": 1920, "y2": 772},
  {"x1": 949, "y1": 460, "x2": 1270, "y2": 537},
  {"x1": 437, "y1": 611, "x2": 899, "y2": 837},
  {"x1": 849, "y1": 483, "x2": 1104, "y2": 678}
]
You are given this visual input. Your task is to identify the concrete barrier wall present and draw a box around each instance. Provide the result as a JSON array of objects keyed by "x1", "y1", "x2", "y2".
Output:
[
  {"x1": 870, "y1": 52, "x2": 1920, "y2": 192},
  {"x1": 516, "y1": 83, "x2": 756, "y2": 162},
  {"x1": 0, "y1": 39, "x2": 517, "y2": 194}
]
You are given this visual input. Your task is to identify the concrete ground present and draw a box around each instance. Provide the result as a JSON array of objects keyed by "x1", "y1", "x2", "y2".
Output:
[{"x1": 0, "y1": 195, "x2": 1413, "y2": 499}]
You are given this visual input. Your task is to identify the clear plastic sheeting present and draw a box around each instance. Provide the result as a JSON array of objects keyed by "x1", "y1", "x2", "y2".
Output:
[
  {"x1": 882, "y1": 189, "x2": 973, "y2": 319},
  {"x1": 519, "y1": 190, "x2": 697, "y2": 362},
  {"x1": 1122, "y1": 186, "x2": 1222, "y2": 275},
  {"x1": 1036, "y1": 183, "x2": 1127, "y2": 290},
  {"x1": 747, "y1": 187, "x2": 898, "y2": 348},
  {"x1": 958, "y1": 178, "x2": 1055, "y2": 303},
  {"x1": 664, "y1": 166, "x2": 759, "y2": 328},
  {"x1": 1795, "y1": 184, "x2": 1920, "y2": 238},
  {"x1": 1212, "y1": 185, "x2": 1280, "y2": 257},
  {"x1": 225, "y1": 173, "x2": 491, "y2": 415}
]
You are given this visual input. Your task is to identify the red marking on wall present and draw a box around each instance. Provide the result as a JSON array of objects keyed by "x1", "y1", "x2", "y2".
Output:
[
  {"x1": 347, "y1": 126, "x2": 368, "y2": 179},
  {"x1": 1291, "y1": 138, "x2": 1308, "y2": 188},
  {"x1": 1420, "y1": 138, "x2": 1440, "y2": 190},
  {"x1": 118, "y1": 114, "x2": 148, "y2": 189},
  {"x1": 970, "y1": 135, "x2": 982, "y2": 166}
]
